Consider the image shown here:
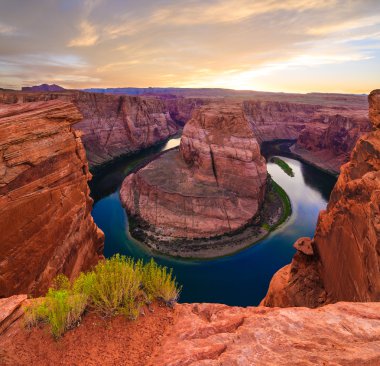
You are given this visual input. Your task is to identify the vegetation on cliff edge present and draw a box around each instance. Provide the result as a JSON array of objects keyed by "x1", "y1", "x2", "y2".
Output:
[
  {"x1": 24, "y1": 255, "x2": 181, "y2": 339},
  {"x1": 270, "y1": 157, "x2": 294, "y2": 177}
]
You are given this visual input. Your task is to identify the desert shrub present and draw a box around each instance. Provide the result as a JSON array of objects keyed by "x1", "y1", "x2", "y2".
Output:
[
  {"x1": 24, "y1": 279, "x2": 87, "y2": 339},
  {"x1": 24, "y1": 298, "x2": 49, "y2": 329},
  {"x1": 141, "y1": 259, "x2": 181, "y2": 306},
  {"x1": 44, "y1": 289, "x2": 87, "y2": 339},
  {"x1": 51, "y1": 273, "x2": 71, "y2": 291},
  {"x1": 84, "y1": 254, "x2": 143, "y2": 317},
  {"x1": 24, "y1": 255, "x2": 181, "y2": 338}
]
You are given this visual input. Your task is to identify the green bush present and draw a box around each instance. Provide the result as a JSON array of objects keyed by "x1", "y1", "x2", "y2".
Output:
[
  {"x1": 24, "y1": 289, "x2": 87, "y2": 339},
  {"x1": 24, "y1": 255, "x2": 181, "y2": 338},
  {"x1": 85, "y1": 254, "x2": 143, "y2": 317},
  {"x1": 142, "y1": 259, "x2": 181, "y2": 306}
]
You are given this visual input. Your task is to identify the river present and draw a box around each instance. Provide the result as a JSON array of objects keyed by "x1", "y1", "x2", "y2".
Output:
[{"x1": 90, "y1": 137, "x2": 336, "y2": 306}]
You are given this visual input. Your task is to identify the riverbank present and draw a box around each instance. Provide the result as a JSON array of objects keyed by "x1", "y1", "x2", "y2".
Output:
[{"x1": 126, "y1": 177, "x2": 292, "y2": 259}]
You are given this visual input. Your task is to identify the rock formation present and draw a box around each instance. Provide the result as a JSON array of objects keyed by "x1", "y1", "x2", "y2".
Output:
[
  {"x1": 243, "y1": 100, "x2": 370, "y2": 174},
  {"x1": 0, "y1": 90, "x2": 369, "y2": 173},
  {"x1": 120, "y1": 103, "x2": 267, "y2": 239},
  {"x1": 261, "y1": 89, "x2": 380, "y2": 307},
  {"x1": 0, "y1": 100, "x2": 104, "y2": 297},
  {"x1": 0, "y1": 91, "x2": 179, "y2": 168},
  {"x1": 149, "y1": 302, "x2": 380, "y2": 366}
]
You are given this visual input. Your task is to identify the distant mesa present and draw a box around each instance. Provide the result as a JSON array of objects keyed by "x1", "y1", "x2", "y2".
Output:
[{"x1": 21, "y1": 83, "x2": 66, "y2": 92}]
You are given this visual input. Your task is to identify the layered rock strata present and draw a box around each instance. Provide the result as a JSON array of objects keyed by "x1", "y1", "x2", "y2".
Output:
[
  {"x1": 0, "y1": 90, "x2": 369, "y2": 173},
  {"x1": 0, "y1": 100, "x2": 104, "y2": 297},
  {"x1": 261, "y1": 89, "x2": 380, "y2": 307},
  {"x1": 0, "y1": 91, "x2": 179, "y2": 168},
  {"x1": 120, "y1": 104, "x2": 267, "y2": 240},
  {"x1": 243, "y1": 100, "x2": 370, "y2": 174}
]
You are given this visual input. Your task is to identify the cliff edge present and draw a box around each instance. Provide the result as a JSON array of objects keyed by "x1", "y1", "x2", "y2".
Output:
[
  {"x1": 0, "y1": 100, "x2": 104, "y2": 297},
  {"x1": 261, "y1": 89, "x2": 380, "y2": 307}
]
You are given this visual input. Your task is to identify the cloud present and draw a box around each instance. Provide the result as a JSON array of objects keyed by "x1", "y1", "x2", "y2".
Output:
[
  {"x1": 0, "y1": 0, "x2": 379, "y2": 92},
  {"x1": 151, "y1": 0, "x2": 336, "y2": 25},
  {"x1": 0, "y1": 21, "x2": 15, "y2": 35},
  {"x1": 68, "y1": 21, "x2": 99, "y2": 47}
]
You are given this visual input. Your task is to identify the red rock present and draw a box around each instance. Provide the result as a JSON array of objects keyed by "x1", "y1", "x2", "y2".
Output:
[
  {"x1": 1, "y1": 299, "x2": 379, "y2": 365},
  {"x1": 261, "y1": 89, "x2": 380, "y2": 307},
  {"x1": 243, "y1": 100, "x2": 370, "y2": 174},
  {"x1": 0, "y1": 91, "x2": 179, "y2": 168},
  {"x1": 0, "y1": 295, "x2": 27, "y2": 334},
  {"x1": 369, "y1": 89, "x2": 380, "y2": 129},
  {"x1": 148, "y1": 302, "x2": 380, "y2": 366},
  {"x1": 120, "y1": 103, "x2": 267, "y2": 239},
  {"x1": 0, "y1": 100, "x2": 104, "y2": 297},
  {"x1": 293, "y1": 237, "x2": 314, "y2": 256}
]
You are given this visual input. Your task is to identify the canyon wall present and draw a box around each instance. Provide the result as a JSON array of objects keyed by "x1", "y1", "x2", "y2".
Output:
[
  {"x1": 120, "y1": 103, "x2": 267, "y2": 239},
  {"x1": 0, "y1": 90, "x2": 369, "y2": 174},
  {"x1": 0, "y1": 91, "x2": 179, "y2": 168},
  {"x1": 261, "y1": 89, "x2": 380, "y2": 307},
  {"x1": 243, "y1": 100, "x2": 370, "y2": 174},
  {"x1": 0, "y1": 100, "x2": 104, "y2": 297}
]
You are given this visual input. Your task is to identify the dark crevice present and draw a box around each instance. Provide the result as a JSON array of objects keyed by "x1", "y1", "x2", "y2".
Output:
[{"x1": 209, "y1": 147, "x2": 218, "y2": 186}]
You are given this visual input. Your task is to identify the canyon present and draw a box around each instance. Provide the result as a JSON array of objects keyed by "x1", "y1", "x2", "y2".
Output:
[
  {"x1": 0, "y1": 89, "x2": 370, "y2": 175},
  {"x1": 0, "y1": 100, "x2": 104, "y2": 297},
  {"x1": 120, "y1": 103, "x2": 269, "y2": 254},
  {"x1": 0, "y1": 89, "x2": 378, "y2": 365}
]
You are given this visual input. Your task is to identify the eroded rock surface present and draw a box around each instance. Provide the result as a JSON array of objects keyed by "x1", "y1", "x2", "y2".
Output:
[
  {"x1": 0, "y1": 100, "x2": 104, "y2": 297},
  {"x1": 149, "y1": 302, "x2": 380, "y2": 366},
  {"x1": 1, "y1": 300, "x2": 379, "y2": 366},
  {"x1": 120, "y1": 103, "x2": 267, "y2": 239},
  {"x1": 262, "y1": 89, "x2": 380, "y2": 307},
  {"x1": 243, "y1": 100, "x2": 370, "y2": 174},
  {"x1": 0, "y1": 91, "x2": 179, "y2": 168}
]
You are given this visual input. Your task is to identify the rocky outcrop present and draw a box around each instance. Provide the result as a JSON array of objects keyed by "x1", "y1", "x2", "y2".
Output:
[
  {"x1": 0, "y1": 100, "x2": 104, "y2": 297},
  {"x1": 243, "y1": 100, "x2": 370, "y2": 174},
  {"x1": 261, "y1": 89, "x2": 380, "y2": 307},
  {"x1": 0, "y1": 91, "x2": 179, "y2": 168},
  {"x1": 0, "y1": 295, "x2": 27, "y2": 334},
  {"x1": 148, "y1": 302, "x2": 380, "y2": 366},
  {"x1": 120, "y1": 103, "x2": 267, "y2": 240}
]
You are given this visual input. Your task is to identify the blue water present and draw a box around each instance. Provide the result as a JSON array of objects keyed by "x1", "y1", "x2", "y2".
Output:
[{"x1": 91, "y1": 139, "x2": 336, "y2": 306}]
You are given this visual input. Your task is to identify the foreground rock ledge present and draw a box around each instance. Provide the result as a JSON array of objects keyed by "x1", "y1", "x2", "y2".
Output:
[
  {"x1": 121, "y1": 103, "x2": 267, "y2": 240},
  {"x1": 1, "y1": 301, "x2": 379, "y2": 365}
]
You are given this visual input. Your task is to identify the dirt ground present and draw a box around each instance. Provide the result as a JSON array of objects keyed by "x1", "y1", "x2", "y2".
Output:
[{"x1": 0, "y1": 304, "x2": 175, "y2": 366}]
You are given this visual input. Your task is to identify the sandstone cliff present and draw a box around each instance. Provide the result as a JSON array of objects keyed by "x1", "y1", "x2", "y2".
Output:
[
  {"x1": 0, "y1": 100, "x2": 104, "y2": 297},
  {"x1": 0, "y1": 91, "x2": 179, "y2": 168},
  {"x1": 120, "y1": 103, "x2": 267, "y2": 240},
  {"x1": 261, "y1": 89, "x2": 380, "y2": 307},
  {"x1": 243, "y1": 100, "x2": 370, "y2": 174}
]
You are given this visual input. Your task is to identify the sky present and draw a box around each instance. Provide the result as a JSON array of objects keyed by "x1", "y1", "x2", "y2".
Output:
[{"x1": 0, "y1": 0, "x2": 380, "y2": 93}]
